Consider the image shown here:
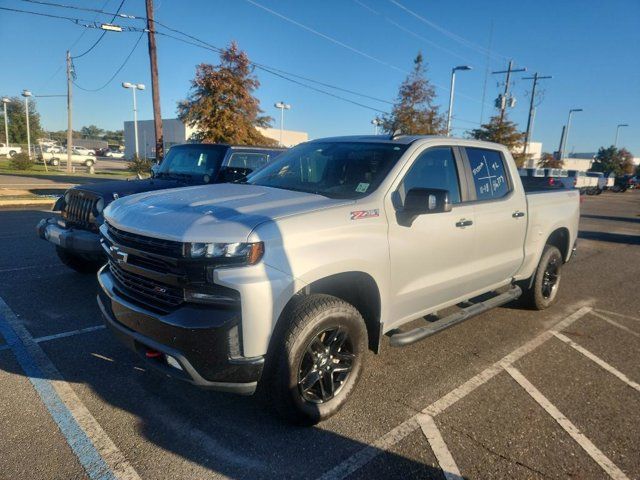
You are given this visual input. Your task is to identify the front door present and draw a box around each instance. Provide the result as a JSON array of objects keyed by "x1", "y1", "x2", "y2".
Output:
[{"x1": 387, "y1": 146, "x2": 476, "y2": 325}]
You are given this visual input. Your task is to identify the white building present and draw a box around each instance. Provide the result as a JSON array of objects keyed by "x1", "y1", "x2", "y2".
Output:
[
  {"x1": 124, "y1": 118, "x2": 308, "y2": 159},
  {"x1": 516, "y1": 142, "x2": 543, "y2": 168}
]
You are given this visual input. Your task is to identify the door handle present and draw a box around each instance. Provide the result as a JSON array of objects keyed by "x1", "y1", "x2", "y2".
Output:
[
  {"x1": 455, "y1": 219, "x2": 473, "y2": 228},
  {"x1": 512, "y1": 211, "x2": 525, "y2": 218}
]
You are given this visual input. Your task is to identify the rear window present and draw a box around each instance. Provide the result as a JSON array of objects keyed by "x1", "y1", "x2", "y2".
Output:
[{"x1": 466, "y1": 147, "x2": 510, "y2": 200}]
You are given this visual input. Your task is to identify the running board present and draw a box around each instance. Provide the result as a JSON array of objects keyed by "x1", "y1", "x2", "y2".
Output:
[{"x1": 388, "y1": 286, "x2": 522, "y2": 347}]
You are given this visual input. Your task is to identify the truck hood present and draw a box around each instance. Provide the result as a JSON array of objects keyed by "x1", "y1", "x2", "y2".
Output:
[
  {"x1": 73, "y1": 178, "x2": 187, "y2": 205},
  {"x1": 104, "y1": 183, "x2": 351, "y2": 243}
]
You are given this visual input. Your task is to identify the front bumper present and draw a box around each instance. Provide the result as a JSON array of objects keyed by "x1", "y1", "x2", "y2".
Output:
[
  {"x1": 97, "y1": 266, "x2": 263, "y2": 394},
  {"x1": 37, "y1": 218, "x2": 103, "y2": 256}
]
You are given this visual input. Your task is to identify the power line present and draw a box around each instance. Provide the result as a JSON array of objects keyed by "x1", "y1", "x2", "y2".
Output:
[
  {"x1": 387, "y1": 0, "x2": 507, "y2": 61},
  {"x1": 18, "y1": 0, "x2": 136, "y2": 19},
  {"x1": 244, "y1": 0, "x2": 408, "y2": 74},
  {"x1": 0, "y1": 5, "x2": 95, "y2": 24},
  {"x1": 73, "y1": 31, "x2": 145, "y2": 92},
  {"x1": 72, "y1": 0, "x2": 127, "y2": 59}
]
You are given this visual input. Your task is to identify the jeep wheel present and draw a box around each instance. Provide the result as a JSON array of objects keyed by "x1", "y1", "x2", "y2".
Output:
[
  {"x1": 56, "y1": 247, "x2": 103, "y2": 274},
  {"x1": 9, "y1": 150, "x2": 17, "y2": 157},
  {"x1": 50, "y1": 157, "x2": 60, "y2": 166},
  {"x1": 85, "y1": 159, "x2": 94, "y2": 167},
  {"x1": 519, "y1": 245, "x2": 563, "y2": 310},
  {"x1": 268, "y1": 294, "x2": 367, "y2": 425}
]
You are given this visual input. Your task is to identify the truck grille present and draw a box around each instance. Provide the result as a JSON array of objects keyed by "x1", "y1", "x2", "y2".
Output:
[
  {"x1": 107, "y1": 223, "x2": 184, "y2": 257},
  {"x1": 64, "y1": 190, "x2": 98, "y2": 225},
  {"x1": 109, "y1": 260, "x2": 184, "y2": 310}
]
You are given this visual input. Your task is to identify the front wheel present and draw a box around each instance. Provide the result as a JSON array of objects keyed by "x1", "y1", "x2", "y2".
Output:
[
  {"x1": 50, "y1": 157, "x2": 60, "y2": 166},
  {"x1": 9, "y1": 150, "x2": 17, "y2": 157},
  {"x1": 518, "y1": 245, "x2": 563, "y2": 310},
  {"x1": 267, "y1": 294, "x2": 367, "y2": 425},
  {"x1": 85, "y1": 159, "x2": 94, "y2": 167}
]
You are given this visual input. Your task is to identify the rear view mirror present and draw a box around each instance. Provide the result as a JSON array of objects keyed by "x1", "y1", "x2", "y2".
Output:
[
  {"x1": 398, "y1": 188, "x2": 451, "y2": 226},
  {"x1": 218, "y1": 166, "x2": 253, "y2": 183},
  {"x1": 404, "y1": 188, "x2": 452, "y2": 215}
]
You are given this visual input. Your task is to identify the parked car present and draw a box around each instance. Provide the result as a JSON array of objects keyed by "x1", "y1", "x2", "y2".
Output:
[
  {"x1": 585, "y1": 172, "x2": 613, "y2": 195},
  {"x1": 0, "y1": 143, "x2": 22, "y2": 157},
  {"x1": 557, "y1": 169, "x2": 597, "y2": 194},
  {"x1": 104, "y1": 149, "x2": 125, "y2": 159},
  {"x1": 518, "y1": 167, "x2": 564, "y2": 191},
  {"x1": 36, "y1": 143, "x2": 284, "y2": 272},
  {"x1": 72, "y1": 146, "x2": 96, "y2": 156},
  {"x1": 38, "y1": 150, "x2": 97, "y2": 167},
  {"x1": 96, "y1": 135, "x2": 579, "y2": 424}
]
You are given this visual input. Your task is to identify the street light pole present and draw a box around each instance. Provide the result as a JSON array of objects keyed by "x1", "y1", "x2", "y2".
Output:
[
  {"x1": 559, "y1": 108, "x2": 582, "y2": 160},
  {"x1": 274, "y1": 101, "x2": 291, "y2": 146},
  {"x1": 122, "y1": 82, "x2": 145, "y2": 158},
  {"x1": 1, "y1": 97, "x2": 9, "y2": 147},
  {"x1": 371, "y1": 117, "x2": 383, "y2": 135},
  {"x1": 614, "y1": 123, "x2": 629, "y2": 148},
  {"x1": 446, "y1": 65, "x2": 472, "y2": 136},
  {"x1": 21, "y1": 90, "x2": 32, "y2": 159}
]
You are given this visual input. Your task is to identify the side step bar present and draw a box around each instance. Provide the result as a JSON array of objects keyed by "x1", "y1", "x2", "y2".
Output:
[{"x1": 389, "y1": 286, "x2": 522, "y2": 347}]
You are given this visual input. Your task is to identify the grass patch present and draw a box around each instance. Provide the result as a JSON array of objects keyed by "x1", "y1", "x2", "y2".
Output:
[{"x1": 0, "y1": 158, "x2": 132, "y2": 179}]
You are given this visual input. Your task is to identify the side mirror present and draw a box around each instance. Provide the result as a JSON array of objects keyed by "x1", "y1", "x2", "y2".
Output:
[
  {"x1": 150, "y1": 164, "x2": 159, "y2": 178},
  {"x1": 403, "y1": 188, "x2": 452, "y2": 215}
]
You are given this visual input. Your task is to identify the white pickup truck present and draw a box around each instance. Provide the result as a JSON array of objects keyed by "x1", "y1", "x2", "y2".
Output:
[
  {"x1": 0, "y1": 143, "x2": 22, "y2": 157},
  {"x1": 97, "y1": 136, "x2": 579, "y2": 424}
]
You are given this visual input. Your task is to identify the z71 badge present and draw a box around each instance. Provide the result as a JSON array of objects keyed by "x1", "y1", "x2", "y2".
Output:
[{"x1": 350, "y1": 209, "x2": 379, "y2": 220}]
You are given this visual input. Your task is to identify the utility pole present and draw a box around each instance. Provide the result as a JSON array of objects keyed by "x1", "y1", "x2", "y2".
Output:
[
  {"x1": 492, "y1": 60, "x2": 526, "y2": 124},
  {"x1": 522, "y1": 73, "x2": 551, "y2": 158},
  {"x1": 146, "y1": 0, "x2": 163, "y2": 163},
  {"x1": 66, "y1": 50, "x2": 73, "y2": 173}
]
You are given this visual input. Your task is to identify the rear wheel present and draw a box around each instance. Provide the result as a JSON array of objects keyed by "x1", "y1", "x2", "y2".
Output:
[
  {"x1": 267, "y1": 294, "x2": 367, "y2": 425},
  {"x1": 9, "y1": 150, "x2": 17, "y2": 157},
  {"x1": 50, "y1": 157, "x2": 60, "y2": 166},
  {"x1": 85, "y1": 159, "x2": 94, "y2": 167},
  {"x1": 56, "y1": 247, "x2": 103, "y2": 274},
  {"x1": 519, "y1": 245, "x2": 563, "y2": 310}
]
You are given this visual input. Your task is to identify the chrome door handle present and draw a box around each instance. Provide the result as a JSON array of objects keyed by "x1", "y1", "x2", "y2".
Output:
[
  {"x1": 512, "y1": 211, "x2": 525, "y2": 218},
  {"x1": 455, "y1": 219, "x2": 473, "y2": 228}
]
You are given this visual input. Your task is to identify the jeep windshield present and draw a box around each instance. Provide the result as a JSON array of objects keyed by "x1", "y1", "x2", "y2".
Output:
[
  {"x1": 246, "y1": 142, "x2": 408, "y2": 199},
  {"x1": 156, "y1": 144, "x2": 228, "y2": 180}
]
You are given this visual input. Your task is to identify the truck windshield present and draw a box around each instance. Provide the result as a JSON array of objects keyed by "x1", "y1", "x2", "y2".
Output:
[
  {"x1": 156, "y1": 145, "x2": 228, "y2": 179},
  {"x1": 246, "y1": 142, "x2": 408, "y2": 199}
]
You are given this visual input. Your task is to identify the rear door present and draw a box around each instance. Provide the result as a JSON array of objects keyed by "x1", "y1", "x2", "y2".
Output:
[
  {"x1": 462, "y1": 146, "x2": 527, "y2": 288},
  {"x1": 387, "y1": 145, "x2": 477, "y2": 323}
]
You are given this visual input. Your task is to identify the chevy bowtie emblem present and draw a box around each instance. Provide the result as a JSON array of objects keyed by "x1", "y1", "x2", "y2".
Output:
[{"x1": 109, "y1": 245, "x2": 128, "y2": 264}]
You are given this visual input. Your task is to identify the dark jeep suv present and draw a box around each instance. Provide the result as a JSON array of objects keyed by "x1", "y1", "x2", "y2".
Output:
[{"x1": 37, "y1": 143, "x2": 284, "y2": 272}]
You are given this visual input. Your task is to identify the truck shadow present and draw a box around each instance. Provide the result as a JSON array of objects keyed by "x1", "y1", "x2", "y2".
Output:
[
  {"x1": 0, "y1": 207, "x2": 455, "y2": 480},
  {"x1": 580, "y1": 214, "x2": 640, "y2": 225},
  {"x1": 578, "y1": 231, "x2": 640, "y2": 245}
]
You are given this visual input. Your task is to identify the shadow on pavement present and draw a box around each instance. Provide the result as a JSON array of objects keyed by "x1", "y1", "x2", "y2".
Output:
[
  {"x1": 581, "y1": 214, "x2": 640, "y2": 224},
  {"x1": 578, "y1": 231, "x2": 640, "y2": 245},
  {"x1": 0, "y1": 208, "x2": 451, "y2": 480}
]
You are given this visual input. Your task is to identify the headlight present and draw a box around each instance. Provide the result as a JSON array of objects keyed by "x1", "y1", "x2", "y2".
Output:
[
  {"x1": 185, "y1": 241, "x2": 264, "y2": 266},
  {"x1": 94, "y1": 197, "x2": 105, "y2": 215}
]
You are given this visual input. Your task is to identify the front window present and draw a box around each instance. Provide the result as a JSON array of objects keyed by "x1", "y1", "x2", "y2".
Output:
[
  {"x1": 157, "y1": 144, "x2": 228, "y2": 179},
  {"x1": 247, "y1": 142, "x2": 408, "y2": 199}
]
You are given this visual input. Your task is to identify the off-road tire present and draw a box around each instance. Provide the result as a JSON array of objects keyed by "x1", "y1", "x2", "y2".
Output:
[
  {"x1": 56, "y1": 246, "x2": 103, "y2": 274},
  {"x1": 518, "y1": 245, "x2": 563, "y2": 310},
  {"x1": 267, "y1": 294, "x2": 367, "y2": 425}
]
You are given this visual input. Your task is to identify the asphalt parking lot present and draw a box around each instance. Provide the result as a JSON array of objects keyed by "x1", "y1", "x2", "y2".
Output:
[{"x1": 0, "y1": 191, "x2": 638, "y2": 479}]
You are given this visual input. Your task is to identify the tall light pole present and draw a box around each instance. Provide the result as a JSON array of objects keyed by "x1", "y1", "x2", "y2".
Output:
[
  {"x1": 21, "y1": 90, "x2": 32, "y2": 158},
  {"x1": 274, "y1": 101, "x2": 291, "y2": 146},
  {"x1": 446, "y1": 65, "x2": 472, "y2": 136},
  {"x1": 614, "y1": 123, "x2": 629, "y2": 148},
  {"x1": 371, "y1": 117, "x2": 383, "y2": 135},
  {"x1": 1, "y1": 97, "x2": 9, "y2": 147},
  {"x1": 559, "y1": 108, "x2": 582, "y2": 160},
  {"x1": 122, "y1": 82, "x2": 145, "y2": 158}
]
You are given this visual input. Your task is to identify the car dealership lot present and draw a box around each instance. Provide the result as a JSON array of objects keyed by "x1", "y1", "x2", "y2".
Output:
[{"x1": 0, "y1": 191, "x2": 638, "y2": 479}]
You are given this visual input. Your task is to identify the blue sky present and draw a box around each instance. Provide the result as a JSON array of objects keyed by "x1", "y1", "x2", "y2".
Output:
[{"x1": 1, "y1": 0, "x2": 639, "y2": 154}]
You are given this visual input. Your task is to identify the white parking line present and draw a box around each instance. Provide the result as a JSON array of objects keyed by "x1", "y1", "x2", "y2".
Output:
[
  {"x1": 591, "y1": 311, "x2": 640, "y2": 338},
  {"x1": 34, "y1": 325, "x2": 106, "y2": 344},
  {"x1": 505, "y1": 366, "x2": 629, "y2": 480},
  {"x1": 0, "y1": 264, "x2": 61, "y2": 274},
  {"x1": 0, "y1": 296, "x2": 140, "y2": 480},
  {"x1": 595, "y1": 309, "x2": 640, "y2": 323},
  {"x1": 553, "y1": 332, "x2": 640, "y2": 393},
  {"x1": 317, "y1": 306, "x2": 593, "y2": 480},
  {"x1": 416, "y1": 413, "x2": 462, "y2": 480}
]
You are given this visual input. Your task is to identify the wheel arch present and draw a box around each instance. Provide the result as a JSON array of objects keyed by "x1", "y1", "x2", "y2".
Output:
[
  {"x1": 270, "y1": 271, "x2": 383, "y2": 357},
  {"x1": 546, "y1": 227, "x2": 571, "y2": 263}
]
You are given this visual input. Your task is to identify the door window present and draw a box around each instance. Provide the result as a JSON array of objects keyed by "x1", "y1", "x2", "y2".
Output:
[
  {"x1": 227, "y1": 152, "x2": 270, "y2": 171},
  {"x1": 466, "y1": 148, "x2": 510, "y2": 200},
  {"x1": 400, "y1": 147, "x2": 461, "y2": 204}
]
